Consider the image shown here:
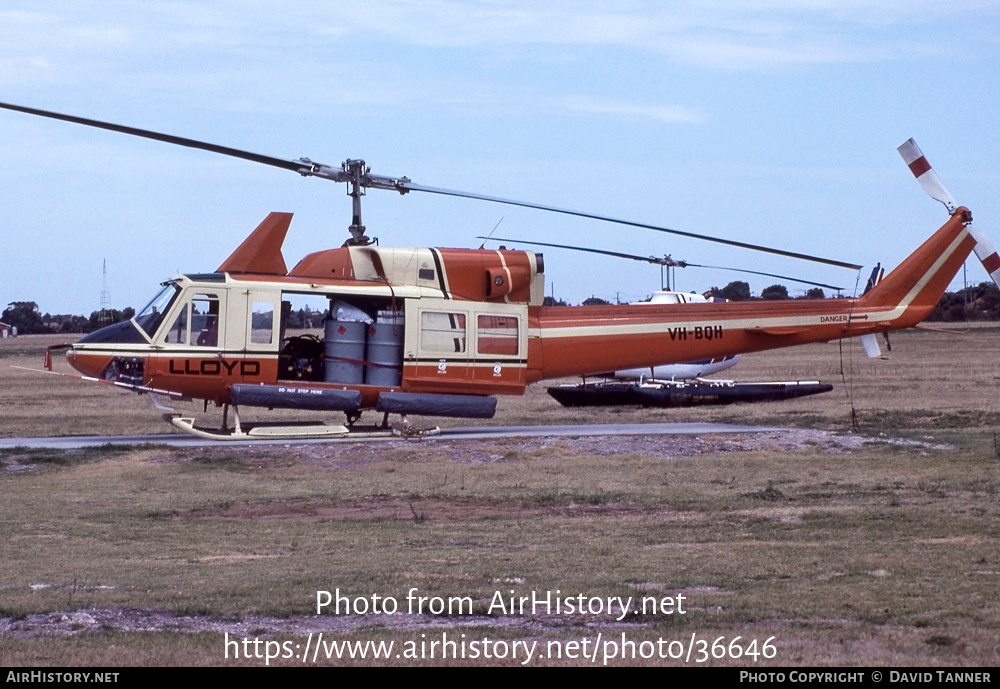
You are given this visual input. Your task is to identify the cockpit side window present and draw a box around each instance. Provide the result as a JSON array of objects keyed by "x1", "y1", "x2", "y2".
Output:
[
  {"x1": 162, "y1": 293, "x2": 221, "y2": 346},
  {"x1": 165, "y1": 303, "x2": 189, "y2": 344},
  {"x1": 192, "y1": 294, "x2": 220, "y2": 347},
  {"x1": 134, "y1": 283, "x2": 179, "y2": 338}
]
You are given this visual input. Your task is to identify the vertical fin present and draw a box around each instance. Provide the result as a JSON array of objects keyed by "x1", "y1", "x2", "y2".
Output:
[
  {"x1": 217, "y1": 212, "x2": 293, "y2": 275},
  {"x1": 858, "y1": 210, "x2": 974, "y2": 317}
]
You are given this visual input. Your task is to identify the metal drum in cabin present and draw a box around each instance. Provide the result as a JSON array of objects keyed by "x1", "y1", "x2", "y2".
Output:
[
  {"x1": 365, "y1": 311, "x2": 404, "y2": 387},
  {"x1": 323, "y1": 319, "x2": 367, "y2": 384}
]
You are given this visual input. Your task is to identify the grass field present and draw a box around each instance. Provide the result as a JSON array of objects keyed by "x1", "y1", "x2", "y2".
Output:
[{"x1": 1, "y1": 329, "x2": 999, "y2": 666}]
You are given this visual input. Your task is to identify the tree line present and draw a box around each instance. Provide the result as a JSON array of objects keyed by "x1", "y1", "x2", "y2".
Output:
[
  {"x1": 546, "y1": 280, "x2": 1000, "y2": 321},
  {"x1": 703, "y1": 280, "x2": 1000, "y2": 320},
  {"x1": 2, "y1": 302, "x2": 135, "y2": 335}
]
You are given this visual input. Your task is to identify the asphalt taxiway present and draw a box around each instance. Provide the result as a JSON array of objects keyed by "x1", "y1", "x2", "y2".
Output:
[{"x1": 0, "y1": 422, "x2": 777, "y2": 450}]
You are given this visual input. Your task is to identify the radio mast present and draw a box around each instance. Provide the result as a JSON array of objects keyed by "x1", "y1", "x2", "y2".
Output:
[{"x1": 99, "y1": 259, "x2": 112, "y2": 327}]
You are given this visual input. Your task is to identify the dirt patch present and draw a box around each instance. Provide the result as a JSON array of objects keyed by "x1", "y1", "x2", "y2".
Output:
[
  {"x1": 0, "y1": 608, "x2": 479, "y2": 640},
  {"x1": 183, "y1": 495, "x2": 655, "y2": 523},
  {"x1": 0, "y1": 606, "x2": 658, "y2": 640},
  {"x1": 169, "y1": 429, "x2": 903, "y2": 470}
]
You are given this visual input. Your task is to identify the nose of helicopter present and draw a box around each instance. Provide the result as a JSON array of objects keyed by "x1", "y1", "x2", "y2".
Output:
[
  {"x1": 76, "y1": 319, "x2": 147, "y2": 346},
  {"x1": 65, "y1": 347, "x2": 111, "y2": 379},
  {"x1": 67, "y1": 320, "x2": 149, "y2": 379}
]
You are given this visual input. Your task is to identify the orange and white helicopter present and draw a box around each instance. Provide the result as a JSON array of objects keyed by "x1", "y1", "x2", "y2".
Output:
[{"x1": 3, "y1": 102, "x2": 997, "y2": 439}]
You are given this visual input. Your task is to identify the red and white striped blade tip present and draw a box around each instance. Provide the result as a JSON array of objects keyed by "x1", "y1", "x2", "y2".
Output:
[
  {"x1": 968, "y1": 226, "x2": 1000, "y2": 289},
  {"x1": 897, "y1": 138, "x2": 957, "y2": 213}
]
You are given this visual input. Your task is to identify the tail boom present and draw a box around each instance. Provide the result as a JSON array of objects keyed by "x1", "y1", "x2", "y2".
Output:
[{"x1": 528, "y1": 210, "x2": 976, "y2": 381}]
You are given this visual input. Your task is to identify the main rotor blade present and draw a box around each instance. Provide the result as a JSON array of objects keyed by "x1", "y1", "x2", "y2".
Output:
[
  {"x1": 479, "y1": 236, "x2": 847, "y2": 291},
  {"x1": 415, "y1": 181, "x2": 861, "y2": 270},
  {"x1": 0, "y1": 101, "x2": 426, "y2": 193},
  {"x1": 0, "y1": 101, "x2": 309, "y2": 174},
  {"x1": 477, "y1": 236, "x2": 680, "y2": 266},
  {"x1": 682, "y1": 262, "x2": 845, "y2": 291}
]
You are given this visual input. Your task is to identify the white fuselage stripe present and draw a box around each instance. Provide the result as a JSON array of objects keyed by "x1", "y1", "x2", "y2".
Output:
[{"x1": 536, "y1": 229, "x2": 969, "y2": 340}]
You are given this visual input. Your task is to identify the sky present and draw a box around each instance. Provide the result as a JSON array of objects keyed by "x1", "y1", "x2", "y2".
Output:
[{"x1": 2, "y1": 1, "x2": 999, "y2": 315}]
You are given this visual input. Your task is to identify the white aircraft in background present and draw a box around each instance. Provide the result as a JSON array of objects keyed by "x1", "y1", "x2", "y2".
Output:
[{"x1": 610, "y1": 290, "x2": 740, "y2": 381}]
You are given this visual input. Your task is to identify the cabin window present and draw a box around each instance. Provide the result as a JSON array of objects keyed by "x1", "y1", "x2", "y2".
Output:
[
  {"x1": 420, "y1": 311, "x2": 467, "y2": 353},
  {"x1": 251, "y1": 302, "x2": 274, "y2": 344},
  {"x1": 477, "y1": 314, "x2": 518, "y2": 355}
]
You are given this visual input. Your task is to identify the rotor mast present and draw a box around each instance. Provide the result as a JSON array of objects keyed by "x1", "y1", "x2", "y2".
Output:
[
  {"x1": 346, "y1": 159, "x2": 368, "y2": 244},
  {"x1": 290, "y1": 157, "x2": 412, "y2": 245}
]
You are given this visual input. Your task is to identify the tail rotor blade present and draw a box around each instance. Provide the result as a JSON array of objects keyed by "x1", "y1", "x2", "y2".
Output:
[
  {"x1": 967, "y1": 226, "x2": 1000, "y2": 290},
  {"x1": 897, "y1": 138, "x2": 958, "y2": 213}
]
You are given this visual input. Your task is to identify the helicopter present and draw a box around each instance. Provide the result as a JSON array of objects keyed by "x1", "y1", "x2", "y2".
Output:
[{"x1": 1, "y1": 102, "x2": 994, "y2": 439}]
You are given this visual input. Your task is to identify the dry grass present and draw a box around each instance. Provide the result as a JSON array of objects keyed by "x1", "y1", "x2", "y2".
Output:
[
  {"x1": 0, "y1": 334, "x2": 174, "y2": 438},
  {"x1": 1, "y1": 327, "x2": 999, "y2": 666}
]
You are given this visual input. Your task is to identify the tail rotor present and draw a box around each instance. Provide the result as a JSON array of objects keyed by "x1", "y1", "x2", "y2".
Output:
[{"x1": 898, "y1": 138, "x2": 999, "y2": 291}]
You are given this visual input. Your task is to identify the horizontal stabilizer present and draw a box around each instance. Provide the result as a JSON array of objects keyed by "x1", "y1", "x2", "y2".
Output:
[{"x1": 859, "y1": 333, "x2": 881, "y2": 358}]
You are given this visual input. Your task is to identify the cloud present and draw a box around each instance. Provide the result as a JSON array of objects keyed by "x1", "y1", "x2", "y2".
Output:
[
  {"x1": 5, "y1": 0, "x2": 999, "y2": 101},
  {"x1": 314, "y1": 0, "x2": 1000, "y2": 69},
  {"x1": 551, "y1": 95, "x2": 704, "y2": 124}
]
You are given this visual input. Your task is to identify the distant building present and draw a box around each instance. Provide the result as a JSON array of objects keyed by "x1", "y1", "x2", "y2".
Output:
[{"x1": 0, "y1": 321, "x2": 16, "y2": 338}]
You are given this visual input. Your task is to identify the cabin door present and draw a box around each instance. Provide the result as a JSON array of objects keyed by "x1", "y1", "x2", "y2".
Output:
[
  {"x1": 239, "y1": 289, "x2": 281, "y2": 384},
  {"x1": 470, "y1": 304, "x2": 527, "y2": 393},
  {"x1": 403, "y1": 298, "x2": 473, "y2": 392}
]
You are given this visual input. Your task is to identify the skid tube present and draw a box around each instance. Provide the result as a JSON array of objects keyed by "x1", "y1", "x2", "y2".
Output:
[{"x1": 165, "y1": 404, "x2": 440, "y2": 441}]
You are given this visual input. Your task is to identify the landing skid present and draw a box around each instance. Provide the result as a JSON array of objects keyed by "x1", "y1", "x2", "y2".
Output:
[
  {"x1": 170, "y1": 416, "x2": 350, "y2": 440},
  {"x1": 165, "y1": 407, "x2": 441, "y2": 441}
]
